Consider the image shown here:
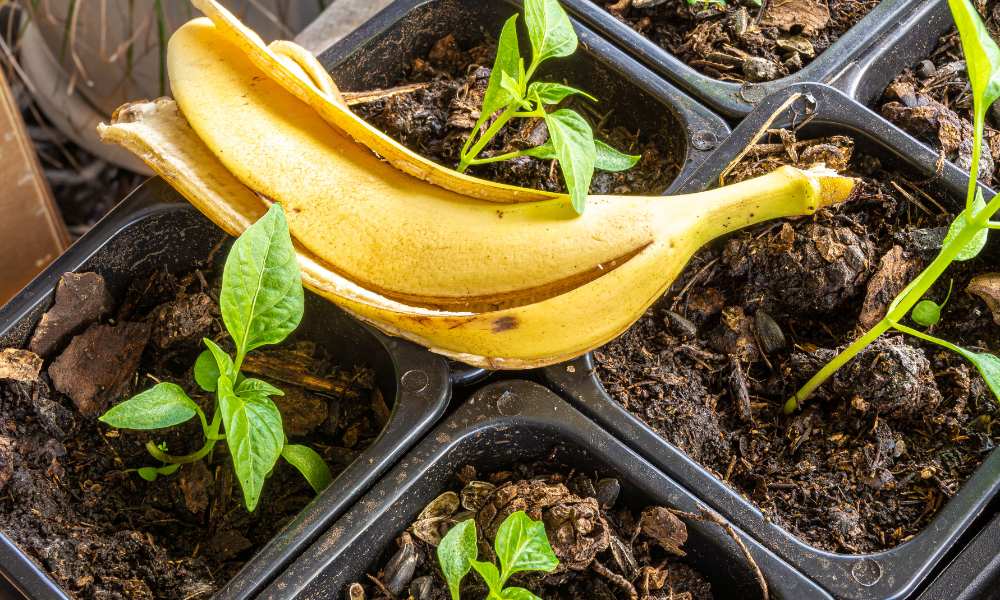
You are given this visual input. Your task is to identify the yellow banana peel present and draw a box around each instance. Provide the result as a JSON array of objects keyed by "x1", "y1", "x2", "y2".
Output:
[{"x1": 98, "y1": 2, "x2": 856, "y2": 369}]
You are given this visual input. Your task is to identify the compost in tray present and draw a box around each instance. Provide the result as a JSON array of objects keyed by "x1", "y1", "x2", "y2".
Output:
[
  {"x1": 0, "y1": 265, "x2": 382, "y2": 599},
  {"x1": 597, "y1": 126, "x2": 1000, "y2": 554}
]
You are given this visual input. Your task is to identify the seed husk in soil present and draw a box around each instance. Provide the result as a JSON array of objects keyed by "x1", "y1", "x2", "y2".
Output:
[
  {"x1": 0, "y1": 268, "x2": 381, "y2": 600},
  {"x1": 347, "y1": 34, "x2": 680, "y2": 195},
  {"x1": 593, "y1": 0, "x2": 879, "y2": 83},
  {"x1": 349, "y1": 457, "x2": 735, "y2": 600},
  {"x1": 596, "y1": 128, "x2": 1000, "y2": 554},
  {"x1": 878, "y1": 1, "x2": 1000, "y2": 187}
]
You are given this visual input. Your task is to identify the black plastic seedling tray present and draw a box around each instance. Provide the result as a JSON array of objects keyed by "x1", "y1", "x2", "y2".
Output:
[
  {"x1": 916, "y1": 509, "x2": 1000, "y2": 600},
  {"x1": 319, "y1": 0, "x2": 732, "y2": 194},
  {"x1": 259, "y1": 380, "x2": 832, "y2": 599},
  {"x1": 544, "y1": 83, "x2": 1000, "y2": 600},
  {"x1": 838, "y1": 0, "x2": 955, "y2": 109},
  {"x1": 0, "y1": 179, "x2": 452, "y2": 600},
  {"x1": 556, "y1": 0, "x2": 929, "y2": 118}
]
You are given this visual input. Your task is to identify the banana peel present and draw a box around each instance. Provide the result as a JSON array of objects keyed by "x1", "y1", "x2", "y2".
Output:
[{"x1": 98, "y1": 2, "x2": 857, "y2": 369}]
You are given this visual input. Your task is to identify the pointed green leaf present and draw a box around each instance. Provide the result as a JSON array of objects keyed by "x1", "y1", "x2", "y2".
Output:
[
  {"x1": 99, "y1": 383, "x2": 199, "y2": 430},
  {"x1": 525, "y1": 0, "x2": 578, "y2": 65},
  {"x1": 235, "y1": 377, "x2": 284, "y2": 398},
  {"x1": 500, "y1": 71, "x2": 523, "y2": 101},
  {"x1": 221, "y1": 203, "x2": 304, "y2": 357},
  {"x1": 943, "y1": 189, "x2": 989, "y2": 261},
  {"x1": 281, "y1": 444, "x2": 332, "y2": 493},
  {"x1": 202, "y1": 338, "x2": 234, "y2": 379},
  {"x1": 543, "y1": 109, "x2": 596, "y2": 213},
  {"x1": 219, "y1": 376, "x2": 285, "y2": 512},
  {"x1": 948, "y1": 0, "x2": 1000, "y2": 113},
  {"x1": 481, "y1": 15, "x2": 523, "y2": 120},
  {"x1": 470, "y1": 559, "x2": 501, "y2": 592},
  {"x1": 495, "y1": 511, "x2": 559, "y2": 580},
  {"x1": 526, "y1": 81, "x2": 595, "y2": 105},
  {"x1": 594, "y1": 140, "x2": 640, "y2": 172},
  {"x1": 437, "y1": 519, "x2": 478, "y2": 600}
]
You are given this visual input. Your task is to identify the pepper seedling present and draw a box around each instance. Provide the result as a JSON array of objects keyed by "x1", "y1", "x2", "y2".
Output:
[
  {"x1": 99, "y1": 204, "x2": 332, "y2": 511},
  {"x1": 437, "y1": 511, "x2": 559, "y2": 600},
  {"x1": 785, "y1": 0, "x2": 1000, "y2": 414},
  {"x1": 458, "y1": 0, "x2": 640, "y2": 213}
]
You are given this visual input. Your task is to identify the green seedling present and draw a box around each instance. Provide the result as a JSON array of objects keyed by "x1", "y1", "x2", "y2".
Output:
[
  {"x1": 785, "y1": 0, "x2": 1000, "y2": 414},
  {"x1": 458, "y1": 0, "x2": 640, "y2": 213},
  {"x1": 911, "y1": 280, "x2": 954, "y2": 327},
  {"x1": 100, "y1": 204, "x2": 332, "y2": 511},
  {"x1": 437, "y1": 511, "x2": 559, "y2": 600}
]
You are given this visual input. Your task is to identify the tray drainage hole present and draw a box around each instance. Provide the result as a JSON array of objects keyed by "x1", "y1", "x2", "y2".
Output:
[
  {"x1": 401, "y1": 369, "x2": 429, "y2": 393},
  {"x1": 496, "y1": 391, "x2": 521, "y2": 416},
  {"x1": 851, "y1": 558, "x2": 882, "y2": 587},
  {"x1": 691, "y1": 130, "x2": 718, "y2": 152}
]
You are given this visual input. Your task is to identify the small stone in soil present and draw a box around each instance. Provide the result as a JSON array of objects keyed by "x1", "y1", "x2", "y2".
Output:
[
  {"x1": 0, "y1": 348, "x2": 42, "y2": 382},
  {"x1": 274, "y1": 386, "x2": 329, "y2": 437},
  {"x1": 150, "y1": 292, "x2": 218, "y2": 349},
  {"x1": 28, "y1": 272, "x2": 113, "y2": 358},
  {"x1": 48, "y1": 321, "x2": 151, "y2": 416}
]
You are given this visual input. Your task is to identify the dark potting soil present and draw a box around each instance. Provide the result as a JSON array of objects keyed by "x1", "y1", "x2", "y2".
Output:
[
  {"x1": 878, "y1": 1, "x2": 1000, "y2": 187},
  {"x1": 596, "y1": 131, "x2": 1000, "y2": 553},
  {"x1": 349, "y1": 35, "x2": 679, "y2": 195},
  {"x1": 593, "y1": 0, "x2": 879, "y2": 83},
  {"x1": 0, "y1": 268, "x2": 382, "y2": 599},
  {"x1": 351, "y1": 458, "x2": 719, "y2": 600}
]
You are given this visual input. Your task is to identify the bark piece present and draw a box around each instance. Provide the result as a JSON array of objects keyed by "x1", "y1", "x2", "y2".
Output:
[
  {"x1": 29, "y1": 272, "x2": 113, "y2": 358},
  {"x1": 150, "y1": 292, "x2": 218, "y2": 350},
  {"x1": 0, "y1": 435, "x2": 14, "y2": 492},
  {"x1": 49, "y1": 322, "x2": 151, "y2": 416},
  {"x1": 967, "y1": 273, "x2": 1000, "y2": 325},
  {"x1": 273, "y1": 386, "x2": 328, "y2": 437},
  {"x1": 859, "y1": 246, "x2": 922, "y2": 329},
  {"x1": 0, "y1": 348, "x2": 42, "y2": 382},
  {"x1": 180, "y1": 460, "x2": 212, "y2": 515},
  {"x1": 760, "y1": 0, "x2": 830, "y2": 36},
  {"x1": 640, "y1": 506, "x2": 688, "y2": 556}
]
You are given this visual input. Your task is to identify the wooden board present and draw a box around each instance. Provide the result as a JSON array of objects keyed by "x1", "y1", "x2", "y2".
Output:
[{"x1": 0, "y1": 65, "x2": 68, "y2": 305}]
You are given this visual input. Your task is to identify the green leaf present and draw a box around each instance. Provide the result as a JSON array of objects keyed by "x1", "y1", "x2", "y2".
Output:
[
  {"x1": 948, "y1": 0, "x2": 1000, "y2": 113},
  {"x1": 911, "y1": 300, "x2": 943, "y2": 327},
  {"x1": 481, "y1": 15, "x2": 523, "y2": 120},
  {"x1": 194, "y1": 350, "x2": 220, "y2": 392},
  {"x1": 524, "y1": 0, "x2": 577, "y2": 65},
  {"x1": 501, "y1": 588, "x2": 542, "y2": 600},
  {"x1": 281, "y1": 444, "x2": 332, "y2": 493},
  {"x1": 219, "y1": 376, "x2": 285, "y2": 512},
  {"x1": 437, "y1": 519, "x2": 478, "y2": 600},
  {"x1": 99, "y1": 383, "x2": 199, "y2": 430},
  {"x1": 495, "y1": 511, "x2": 559, "y2": 580},
  {"x1": 594, "y1": 140, "x2": 641, "y2": 172},
  {"x1": 500, "y1": 71, "x2": 523, "y2": 102},
  {"x1": 136, "y1": 463, "x2": 181, "y2": 482},
  {"x1": 236, "y1": 378, "x2": 284, "y2": 398},
  {"x1": 543, "y1": 109, "x2": 596, "y2": 213},
  {"x1": 527, "y1": 82, "x2": 595, "y2": 105},
  {"x1": 203, "y1": 338, "x2": 234, "y2": 379},
  {"x1": 943, "y1": 188, "x2": 989, "y2": 261},
  {"x1": 221, "y1": 203, "x2": 304, "y2": 358},
  {"x1": 470, "y1": 559, "x2": 501, "y2": 593},
  {"x1": 522, "y1": 142, "x2": 557, "y2": 161}
]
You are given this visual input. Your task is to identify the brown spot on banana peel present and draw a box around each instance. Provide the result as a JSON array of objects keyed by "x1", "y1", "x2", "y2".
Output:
[{"x1": 492, "y1": 317, "x2": 519, "y2": 333}]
